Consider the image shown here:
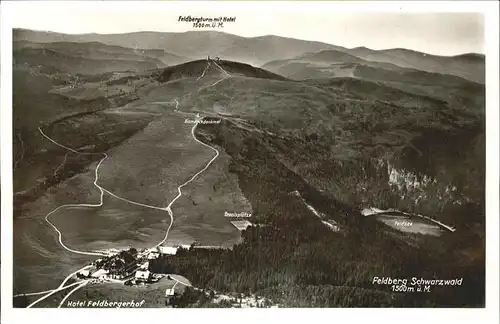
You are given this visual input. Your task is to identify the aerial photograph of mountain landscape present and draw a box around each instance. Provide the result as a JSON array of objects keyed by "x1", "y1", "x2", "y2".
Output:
[{"x1": 6, "y1": 3, "x2": 492, "y2": 311}]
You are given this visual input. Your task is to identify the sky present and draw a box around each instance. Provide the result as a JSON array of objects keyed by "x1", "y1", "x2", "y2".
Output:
[{"x1": 9, "y1": 2, "x2": 485, "y2": 56}]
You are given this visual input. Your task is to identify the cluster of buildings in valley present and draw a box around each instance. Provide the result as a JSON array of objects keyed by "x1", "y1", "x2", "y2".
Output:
[
  {"x1": 73, "y1": 243, "x2": 282, "y2": 308},
  {"x1": 208, "y1": 291, "x2": 276, "y2": 308},
  {"x1": 72, "y1": 224, "x2": 276, "y2": 308},
  {"x1": 76, "y1": 244, "x2": 193, "y2": 286}
]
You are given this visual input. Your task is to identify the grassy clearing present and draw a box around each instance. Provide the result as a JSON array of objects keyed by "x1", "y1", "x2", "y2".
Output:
[
  {"x1": 96, "y1": 112, "x2": 214, "y2": 208},
  {"x1": 170, "y1": 141, "x2": 251, "y2": 247}
]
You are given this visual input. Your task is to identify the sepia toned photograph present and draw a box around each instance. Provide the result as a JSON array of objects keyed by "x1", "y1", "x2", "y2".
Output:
[{"x1": 1, "y1": 1, "x2": 498, "y2": 319}]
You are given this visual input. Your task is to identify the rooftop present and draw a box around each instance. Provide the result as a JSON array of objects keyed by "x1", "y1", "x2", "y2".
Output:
[
  {"x1": 135, "y1": 270, "x2": 151, "y2": 279},
  {"x1": 157, "y1": 246, "x2": 178, "y2": 255},
  {"x1": 91, "y1": 269, "x2": 108, "y2": 278},
  {"x1": 230, "y1": 220, "x2": 253, "y2": 231}
]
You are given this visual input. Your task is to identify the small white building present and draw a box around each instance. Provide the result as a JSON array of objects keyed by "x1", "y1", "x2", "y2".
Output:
[
  {"x1": 157, "y1": 246, "x2": 178, "y2": 255},
  {"x1": 165, "y1": 288, "x2": 176, "y2": 305},
  {"x1": 139, "y1": 261, "x2": 149, "y2": 270},
  {"x1": 135, "y1": 270, "x2": 151, "y2": 281},
  {"x1": 178, "y1": 244, "x2": 192, "y2": 250},
  {"x1": 147, "y1": 251, "x2": 160, "y2": 260},
  {"x1": 230, "y1": 220, "x2": 253, "y2": 231},
  {"x1": 91, "y1": 269, "x2": 109, "y2": 278},
  {"x1": 78, "y1": 269, "x2": 90, "y2": 277}
]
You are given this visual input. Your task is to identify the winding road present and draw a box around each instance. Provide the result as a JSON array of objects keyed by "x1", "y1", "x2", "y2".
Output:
[
  {"x1": 26, "y1": 281, "x2": 84, "y2": 308},
  {"x1": 153, "y1": 122, "x2": 220, "y2": 249},
  {"x1": 17, "y1": 59, "x2": 231, "y2": 307},
  {"x1": 58, "y1": 280, "x2": 89, "y2": 308}
]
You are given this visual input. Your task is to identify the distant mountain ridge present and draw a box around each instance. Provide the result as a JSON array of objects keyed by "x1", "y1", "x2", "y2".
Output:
[
  {"x1": 13, "y1": 39, "x2": 189, "y2": 67},
  {"x1": 13, "y1": 47, "x2": 161, "y2": 74},
  {"x1": 262, "y1": 49, "x2": 414, "y2": 75},
  {"x1": 343, "y1": 47, "x2": 484, "y2": 83},
  {"x1": 13, "y1": 28, "x2": 342, "y2": 66},
  {"x1": 13, "y1": 28, "x2": 484, "y2": 83}
]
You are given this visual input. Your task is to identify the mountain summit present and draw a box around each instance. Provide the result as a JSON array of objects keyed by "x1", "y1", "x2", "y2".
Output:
[{"x1": 13, "y1": 28, "x2": 484, "y2": 83}]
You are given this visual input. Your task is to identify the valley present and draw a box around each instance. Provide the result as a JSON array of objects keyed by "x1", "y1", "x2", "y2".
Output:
[{"x1": 12, "y1": 28, "x2": 485, "y2": 308}]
